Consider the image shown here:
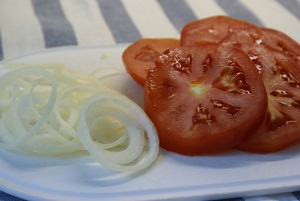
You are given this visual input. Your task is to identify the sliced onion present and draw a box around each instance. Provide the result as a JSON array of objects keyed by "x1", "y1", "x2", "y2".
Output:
[
  {"x1": 0, "y1": 65, "x2": 159, "y2": 172},
  {"x1": 0, "y1": 68, "x2": 57, "y2": 148},
  {"x1": 77, "y1": 91, "x2": 159, "y2": 172}
]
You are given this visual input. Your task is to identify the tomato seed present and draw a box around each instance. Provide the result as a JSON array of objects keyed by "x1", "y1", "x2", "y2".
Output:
[
  {"x1": 266, "y1": 111, "x2": 296, "y2": 132},
  {"x1": 279, "y1": 99, "x2": 300, "y2": 109},
  {"x1": 171, "y1": 55, "x2": 192, "y2": 74},
  {"x1": 212, "y1": 63, "x2": 251, "y2": 94},
  {"x1": 270, "y1": 89, "x2": 293, "y2": 98},
  {"x1": 192, "y1": 104, "x2": 215, "y2": 125},
  {"x1": 211, "y1": 100, "x2": 240, "y2": 117},
  {"x1": 280, "y1": 71, "x2": 300, "y2": 88},
  {"x1": 248, "y1": 53, "x2": 263, "y2": 74},
  {"x1": 202, "y1": 55, "x2": 212, "y2": 74}
]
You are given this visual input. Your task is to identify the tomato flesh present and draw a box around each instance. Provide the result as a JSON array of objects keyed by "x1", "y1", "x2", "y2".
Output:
[
  {"x1": 144, "y1": 43, "x2": 267, "y2": 155},
  {"x1": 122, "y1": 38, "x2": 180, "y2": 86}
]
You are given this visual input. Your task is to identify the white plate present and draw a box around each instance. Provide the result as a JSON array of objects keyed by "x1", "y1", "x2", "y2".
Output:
[{"x1": 0, "y1": 45, "x2": 300, "y2": 201}]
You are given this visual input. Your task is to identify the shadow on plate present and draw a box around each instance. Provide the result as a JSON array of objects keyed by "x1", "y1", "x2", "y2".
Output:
[{"x1": 160, "y1": 141, "x2": 300, "y2": 169}]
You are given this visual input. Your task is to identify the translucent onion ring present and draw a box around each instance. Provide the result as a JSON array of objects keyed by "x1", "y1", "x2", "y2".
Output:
[
  {"x1": 0, "y1": 68, "x2": 57, "y2": 148},
  {"x1": 77, "y1": 91, "x2": 159, "y2": 172}
]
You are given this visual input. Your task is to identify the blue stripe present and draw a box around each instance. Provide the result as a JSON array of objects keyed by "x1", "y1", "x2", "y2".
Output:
[
  {"x1": 0, "y1": 191, "x2": 26, "y2": 201},
  {"x1": 32, "y1": 0, "x2": 77, "y2": 47},
  {"x1": 96, "y1": 0, "x2": 141, "y2": 43},
  {"x1": 0, "y1": 30, "x2": 3, "y2": 61},
  {"x1": 293, "y1": 191, "x2": 300, "y2": 200},
  {"x1": 215, "y1": 0, "x2": 265, "y2": 27},
  {"x1": 157, "y1": 0, "x2": 197, "y2": 32},
  {"x1": 276, "y1": 0, "x2": 300, "y2": 19}
]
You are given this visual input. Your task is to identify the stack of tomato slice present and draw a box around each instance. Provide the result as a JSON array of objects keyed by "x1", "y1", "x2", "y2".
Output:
[{"x1": 122, "y1": 16, "x2": 300, "y2": 155}]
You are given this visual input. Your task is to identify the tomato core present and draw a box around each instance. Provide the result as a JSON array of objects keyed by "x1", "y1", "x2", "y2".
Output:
[{"x1": 190, "y1": 81, "x2": 207, "y2": 97}]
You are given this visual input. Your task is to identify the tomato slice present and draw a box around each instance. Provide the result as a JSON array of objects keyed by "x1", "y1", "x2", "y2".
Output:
[
  {"x1": 238, "y1": 49, "x2": 300, "y2": 153},
  {"x1": 180, "y1": 16, "x2": 256, "y2": 46},
  {"x1": 144, "y1": 43, "x2": 267, "y2": 155},
  {"x1": 122, "y1": 38, "x2": 180, "y2": 86},
  {"x1": 221, "y1": 27, "x2": 300, "y2": 152},
  {"x1": 220, "y1": 26, "x2": 300, "y2": 60},
  {"x1": 260, "y1": 28, "x2": 300, "y2": 60}
]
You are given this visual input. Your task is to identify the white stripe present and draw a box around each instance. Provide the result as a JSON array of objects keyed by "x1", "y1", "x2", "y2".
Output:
[
  {"x1": 0, "y1": 0, "x2": 45, "y2": 59},
  {"x1": 121, "y1": 0, "x2": 179, "y2": 38},
  {"x1": 60, "y1": 0, "x2": 115, "y2": 46},
  {"x1": 241, "y1": 0, "x2": 300, "y2": 43},
  {"x1": 186, "y1": 0, "x2": 227, "y2": 19}
]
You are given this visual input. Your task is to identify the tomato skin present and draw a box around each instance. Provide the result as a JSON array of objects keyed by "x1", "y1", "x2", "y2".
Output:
[
  {"x1": 180, "y1": 15, "x2": 256, "y2": 46},
  {"x1": 122, "y1": 38, "x2": 180, "y2": 86},
  {"x1": 144, "y1": 43, "x2": 268, "y2": 155}
]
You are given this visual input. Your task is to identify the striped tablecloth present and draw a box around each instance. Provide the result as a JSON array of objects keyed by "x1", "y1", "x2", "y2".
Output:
[{"x1": 0, "y1": 0, "x2": 300, "y2": 200}]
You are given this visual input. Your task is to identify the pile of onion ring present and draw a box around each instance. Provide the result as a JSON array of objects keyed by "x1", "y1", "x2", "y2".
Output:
[{"x1": 0, "y1": 64, "x2": 159, "y2": 172}]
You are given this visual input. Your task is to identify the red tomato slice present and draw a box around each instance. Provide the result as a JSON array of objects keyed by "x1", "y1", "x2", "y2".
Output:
[
  {"x1": 238, "y1": 49, "x2": 300, "y2": 153},
  {"x1": 221, "y1": 27, "x2": 300, "y2": 152},
  {"x1": 122, "y1": 38, "x2": 180, "y2": 86},
  {"x1": 260, "y1": 28, "x2": 300, "y2": 60},
  {"x1": 144, "y1": 43, "x2": 267, "y2": 155},
  {"x1": 180, "y1": 15, "x2": 256, "y2": 46}
]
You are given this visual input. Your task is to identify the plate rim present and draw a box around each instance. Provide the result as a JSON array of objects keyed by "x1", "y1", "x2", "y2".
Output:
[{"x1": 0, "y1": 45, "x2": 300, "y2": 201}]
